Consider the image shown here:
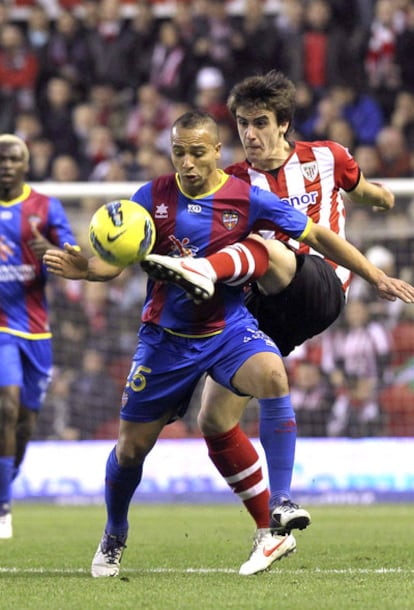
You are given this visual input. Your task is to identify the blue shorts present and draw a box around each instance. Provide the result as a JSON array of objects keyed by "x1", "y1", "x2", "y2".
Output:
[
  {"x1": 0, "y1": 333, "x2": 53, "y2": 411},
  {"x1": 120, "y1": 321, "x2": 281, "y2": 423}
]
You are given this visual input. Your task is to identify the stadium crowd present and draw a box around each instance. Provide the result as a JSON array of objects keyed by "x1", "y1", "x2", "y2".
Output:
[{"x1": 3, "y1": 0, "x2": 413, "y2": 440}]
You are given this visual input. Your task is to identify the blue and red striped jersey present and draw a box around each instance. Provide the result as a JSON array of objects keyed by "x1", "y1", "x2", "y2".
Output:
[
  {"x1": 0, "y1": 185, "x2": 77, "y2": 338},
  {"x1": 131, "y1": 170, "x2": 311, "y2": 336}
]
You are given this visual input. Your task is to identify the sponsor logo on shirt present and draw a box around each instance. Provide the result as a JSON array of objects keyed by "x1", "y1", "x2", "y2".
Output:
[
  {"x1": 222, "y1": 210, "x2": 239, "y2": 230},
  {"x1": 187, "y1": 203, "x2": 202, "y2": 214},
  {"x1": 155, "y1": 203, "x2": 168, "y2": 218},
  {"x1": 280, "y1": 191, "x2": 318, "y2": 208}
]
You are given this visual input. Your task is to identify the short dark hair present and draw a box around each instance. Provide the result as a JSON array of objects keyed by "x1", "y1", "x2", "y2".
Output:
[
  {"x1": 227, "y1": 71, "x2": 296, "y2": 131},
  {"x1": 172, "y1": 111, "x2": 220, "y2": 141}
]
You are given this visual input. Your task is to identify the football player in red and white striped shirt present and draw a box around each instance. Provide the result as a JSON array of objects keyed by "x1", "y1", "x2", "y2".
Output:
[{"x1": 169, "y1": 71, "x2": 403, "y2": 574}]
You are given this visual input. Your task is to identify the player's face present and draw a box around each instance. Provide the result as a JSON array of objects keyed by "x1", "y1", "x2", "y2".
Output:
[
  {"x1": 0, "y1": 143, "x2": 28, "y2": 194},
  {"x1": 235, "y1": 106, "x2": 290, "y2": 170},
  {"x1": 171, "y1": 126, "x2": 222, "y2": 196}
]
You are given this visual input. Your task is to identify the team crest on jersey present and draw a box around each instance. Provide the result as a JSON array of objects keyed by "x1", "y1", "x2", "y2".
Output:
[
  {"x1": 28, "y1": 214, "x2": 41, "y2": 228},
  {"x1": 300, "y1": 162, "x2": 318, "y2": 182},
  {"x1": 222, "y1": 210, "x2": 239, "y2": 231}
]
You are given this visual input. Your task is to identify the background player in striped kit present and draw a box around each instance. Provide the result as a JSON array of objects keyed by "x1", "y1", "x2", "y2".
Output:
[
  {"x1": 0, "y1": 134, "x2": 77, "y2": 539},
  {"x1": 143, "y1": 72, "x2": 407, "y2": 575}
]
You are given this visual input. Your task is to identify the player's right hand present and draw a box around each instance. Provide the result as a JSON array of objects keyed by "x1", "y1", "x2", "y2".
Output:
[{"x1": 43, "y1": 243, "x2": 89, "y2": 279}]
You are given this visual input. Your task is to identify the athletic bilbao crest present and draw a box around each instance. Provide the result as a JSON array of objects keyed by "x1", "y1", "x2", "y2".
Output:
[
  {"x1": 222, "y1": 210, "x2": 239, "y2": 230},
  {"x1": 300, "y1": 162, "x2": 318, "y2": 182}
]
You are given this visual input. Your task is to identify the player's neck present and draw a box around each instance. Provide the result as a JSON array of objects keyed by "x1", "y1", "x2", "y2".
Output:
[
  {"x1": 0, "y1": 184, "x2": 23, "y2": 202},
  {"x1": 249, "y1": 141, "x2": 292, "y2": 172}
]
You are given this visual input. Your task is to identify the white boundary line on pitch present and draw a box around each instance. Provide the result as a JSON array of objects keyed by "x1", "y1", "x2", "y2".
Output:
[{"x1": 1, "y1": 567, "x2": 413, "y2": 575}]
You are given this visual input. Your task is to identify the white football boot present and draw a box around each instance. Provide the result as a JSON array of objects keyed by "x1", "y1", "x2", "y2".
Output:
[
  {"x1": 239, "y1": 529, "x2": 296, "y2": 576},
  {"x1": 0, "y1": 512, "x2": 12, "y2": 539},
  {"x1": 91, "y1": 532, "x2": 127, "y2": 578},
  {"x1": 270, "y1": 500, "x2": 311, "y2": 534},
  {"x1": 141, "y1": 254, "x2": 215, "y2": 301}
]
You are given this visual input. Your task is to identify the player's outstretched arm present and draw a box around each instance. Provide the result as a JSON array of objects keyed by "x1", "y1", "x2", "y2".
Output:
[
  {"x1": 302, "y1": 224, "x2": 414, "y2": 303},
  {"x1": 44, "y1": 243, "x2": 122, "y2": 281}
]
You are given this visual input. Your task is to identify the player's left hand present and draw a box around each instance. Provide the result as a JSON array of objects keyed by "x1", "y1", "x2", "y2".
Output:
[
  {"x1": 375, "y1": 275, "x2": 414, "y2": 303},
  {"x1": 28, "y1": 222, "x2": 53, "y2": 259}
]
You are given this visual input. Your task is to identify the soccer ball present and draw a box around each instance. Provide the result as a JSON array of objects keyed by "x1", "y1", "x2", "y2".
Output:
[{"x1": 89, "y1": 199, "x2": 156, "y2": 267}]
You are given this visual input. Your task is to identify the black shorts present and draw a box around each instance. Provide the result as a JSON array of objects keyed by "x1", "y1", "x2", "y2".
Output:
[{"x1": 246, "y1": 254, "x2": 346, "y2": 356}]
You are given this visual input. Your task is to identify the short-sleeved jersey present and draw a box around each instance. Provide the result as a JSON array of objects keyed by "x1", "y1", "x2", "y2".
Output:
[
  {"x1": 225, "y1": 140, "x2": 360, "y2": 292},
  {"x1": 0, "y1": 184, "x2": 77, "y2": 338},
  {"x1": 131, "y1": 170, "x2": 311, "y2": 336}
]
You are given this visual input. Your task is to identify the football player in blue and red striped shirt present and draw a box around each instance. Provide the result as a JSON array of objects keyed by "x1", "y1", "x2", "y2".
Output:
[
  {"x1": 0, "y1": 134, "x2": 77, "y2": 539},
  {"x1": 44, "y1": 110, "x2": 414, "y2": 577}
]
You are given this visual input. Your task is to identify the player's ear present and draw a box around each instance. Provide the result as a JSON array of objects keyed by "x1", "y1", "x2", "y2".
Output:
[{"x1": 215, "y1": 142, "x2": 222, "y2": 158}]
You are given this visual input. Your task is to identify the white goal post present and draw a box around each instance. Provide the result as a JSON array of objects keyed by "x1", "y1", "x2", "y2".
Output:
[{"x1": 29, "y1": 179, "x2": 414, "y2": 200}]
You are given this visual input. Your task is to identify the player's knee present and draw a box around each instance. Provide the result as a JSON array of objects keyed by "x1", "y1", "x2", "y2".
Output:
[
  {"x1": 0, "y1": 393, "x2": 20, "y2": 432},
  {"x1": 115, "y1": 434, "x2": 153, "y2": 467},
  {"x1": 197, "y1": 407, "x2": 237, "y2": 436}
]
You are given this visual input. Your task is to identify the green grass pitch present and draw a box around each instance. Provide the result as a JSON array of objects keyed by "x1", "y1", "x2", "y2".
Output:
[{"x1": 0, "y1": 503, "x2": 413, "y2": 609}]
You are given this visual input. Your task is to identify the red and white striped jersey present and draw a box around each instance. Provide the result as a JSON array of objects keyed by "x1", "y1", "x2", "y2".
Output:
[{"x1": 225, "y1": 140, "x2": 361, "y2": 293}]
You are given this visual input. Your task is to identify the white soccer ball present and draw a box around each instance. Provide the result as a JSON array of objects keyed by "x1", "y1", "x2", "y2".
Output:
[{"x1": 89, "y1": 199, "x2": 156, "y2": 267}]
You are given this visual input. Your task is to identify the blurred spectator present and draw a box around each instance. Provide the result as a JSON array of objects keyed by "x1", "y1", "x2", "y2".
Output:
[
  {"x1": 300, "y1": 95, "x2": 342, "y2": 140},
  {"x1": 327, "y1": 377, "x2": 384, "y2": 437},
  {"x1": 297, "y1": 0, "x2": 357, "y2": 95},
  {"x1": 390, "y1": 90, "x2": 414, "y2": 149},
  {"x1": 38, "y1": 76, "x2": 79, "y2": 157},
  {"x1": 365, "y1": 0, "x2": 400, "y2": 117},
  {"x1": 66, "y1": 344, "x2": 120, "y2": 440},
  {"x1": 329, "y1": 83, "x2": 384, "y2": 146},
  {"x1": 353, "y1": 144, "x2": 382, "y2": 178},
  {"x1": 82, "y1": 125, "x2": 119, "y2": 177},
  {"x1": 193, "y1": 66, "x2": 233, "y2": 126},
  {"x1": 129, "y1": 0, "x2": 158, "y2": 85},
  {"x1": 0, "y1": 23, "x2": 39, "y2": 131},
  {"x1": 13, "y1": 110, "x2": 43, "y2": 144},
  {"x1": 42, "y1": 9, "x2": 93, "y2": 97},
  {"x1": 275, "y1": 0, "x2": 305, "y2": 83},
  {"x1": 322, "y1": 299, "x2": 393, "y2": 437},
  {"x1": 148, "y1": 20, "x2": 188, "y2": 102},
  {"x1": 79, "y1": 0, "x2": 101, "y2": 31},
  {"x1": 376, "y1": 124, "x2": 412, "y2": 177},
  {"x1": 85, "y1": 0, "x2": 137, "y2": 92},
  {"x1": 292, "y1": 81, "x2": 316, "y2": 137},
  {"x1": 290, "y1": 361, "x2": 334, "y2": 437},
  {"x1": 50, "y1": 154, "x2": 81, "y2": 183},
  {"x1": 193, "y1": 0, "x2": 237, "y2": 80},
  {"x1": 125, "y1": 83, "x2": 171, "y2": 148},
  {"x1": 231, "y1": 0, "x2": 283, "y2": 81},
  {"x1": 348, "y1": 244, "x2": 404, "y2": 326},
  {"x1": 326, "y1": 117, "x2": 356, "y2": 151},
  {"x1": 71, "y1": 101, "x2": 99, "y2": 174},
  {"x1": 86, "y1": 81, "x2": 129, "y2": 142},
  {"x1": 89, "y1": 156, "x2": 128, "y2": 181},
  {"x1": 27, "y1": 136, "x2": 54, "y2": 181},
  {"x1": 34, "y1": 367, "x2": 74, "y2": 440},
  {"x1": 25, "y1": 4, "x2": 51, "y2": 61},
  {"x1": 395, "y1": 1, "x2": 414, "y2": 92}
]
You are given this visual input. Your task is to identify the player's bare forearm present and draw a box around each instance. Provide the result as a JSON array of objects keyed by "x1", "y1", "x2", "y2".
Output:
[
  {"x1": 348, "y1": 175, "x2": 395, "y2": 211},
  {"x1": 43, "y1": 243, "x2": 122, "y2": 281}
]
